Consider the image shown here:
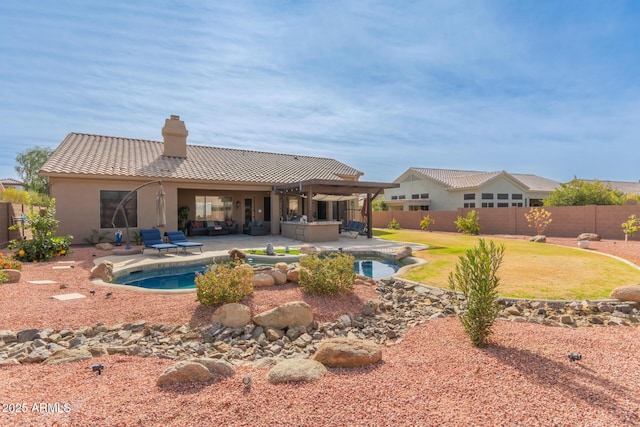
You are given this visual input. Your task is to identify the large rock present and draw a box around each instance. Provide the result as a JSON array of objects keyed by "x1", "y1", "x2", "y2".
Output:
[
  {"x1": 270, "y1": 270, "x2": 287, "y2": 285},
  {"x1": 286, "y1": 268, "x2": 300, "y2": 283},
  {"x1": 4, "y1": 269, "x2": 21, "y2": 283},
  {"x1": 266, "y1": 359, "x2": 326, "y2": 384},
  {"x1": 189, "y1": 358, "x2": 236, "y2": 377},
  {"x1": 17, "y1": 328, "x2": 39, "y2": 343},
  {"x1": 253, "y1": 301, "x2": 313, "y2": 329},
  {"x1": 89, "y1": 261, "x2": 114, "y2": 282},
  {"x1": 228, "y1": 248, "x2": 246, "y2": 260},
  {"x1": 395, "y1": 246, "x2": 412, "y2": 261},
  {"x1": 210, "y1": 303, "x2": 251, "y2": 327},
  {"x1": 300, "y1": 245, "x2": 319, "y2": 255},
  {"x1": 253, "y1": 273, "x2": 276, "y2": 287},
  {"x1": 312, "y1": 337, "x2": 382, "y2": 367},
  {"x1": 44, "y1": 349, "x2": 93, "y2": 365},
  {"x1": 529, "y1": 235, "x2": 546, "y2": 243},
  {"x1": 157, "y1": 361, "x2": 213, "y2": 386},
  {"x1": 22, "y1": 348, "x2": 52, "y2": 363},
  {"x1": 610, "y1": 284, "x2": 640, "y2": 303},
  {"x1": 95, "y1": 242, "x2": 113, "y2": 251},
  {"x1": 577, "y1": 233, "x2": 601, "y2": 241}
]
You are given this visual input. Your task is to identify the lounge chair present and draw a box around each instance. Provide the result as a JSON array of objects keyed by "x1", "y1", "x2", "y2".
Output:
[
  {"x1": 140, "y1": 228, "x2": 179, "y2": 255},
  {"x1": 164, "y1": 230, "x2": 203, "y2": 254},
  {"x1": 339, "y1": 221, "x2": 366, "y2": 238}
]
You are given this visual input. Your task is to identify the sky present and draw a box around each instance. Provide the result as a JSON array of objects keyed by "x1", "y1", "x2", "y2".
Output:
[{"x1": 1, "y1": 1, "x2": 638, "y2": 185}]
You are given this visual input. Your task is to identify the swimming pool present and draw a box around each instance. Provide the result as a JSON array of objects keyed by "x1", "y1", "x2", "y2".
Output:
[{"x1": 112, "y1": 258, "x2": 405, "y2": 290}]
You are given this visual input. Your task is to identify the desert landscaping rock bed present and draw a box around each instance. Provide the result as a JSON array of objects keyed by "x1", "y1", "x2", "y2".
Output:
[{"x1": 1, "y1": 237, "x2": 639, "y2": 426}]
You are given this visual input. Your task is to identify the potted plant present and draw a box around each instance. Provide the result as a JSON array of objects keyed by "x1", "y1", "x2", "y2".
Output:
[{"x1": 178, "y1": 206, "x2": 190, "y2": 234}]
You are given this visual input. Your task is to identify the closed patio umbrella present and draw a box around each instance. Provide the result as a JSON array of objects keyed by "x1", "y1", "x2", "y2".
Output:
[{"x1": 156, "y1": 184, "x2": 166, "y2": 228}]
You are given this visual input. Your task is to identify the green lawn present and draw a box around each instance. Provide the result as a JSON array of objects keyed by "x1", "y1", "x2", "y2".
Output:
[{"x1": 374, "y1": 229, "x2": 640, "y2": 300}]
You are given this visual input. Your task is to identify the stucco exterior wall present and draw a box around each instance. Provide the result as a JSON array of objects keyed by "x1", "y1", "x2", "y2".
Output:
[
  {"x1": 50, "y1": 177, "x2": 179, "y2": 244},
  {"x1": 372, "y1": 205, "x2": 640, "y2": 240}
]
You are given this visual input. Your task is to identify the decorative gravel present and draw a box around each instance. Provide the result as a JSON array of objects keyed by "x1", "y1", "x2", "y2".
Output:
[{"x1": 1, "y1": 237, "x2": 639, "y2": 426}]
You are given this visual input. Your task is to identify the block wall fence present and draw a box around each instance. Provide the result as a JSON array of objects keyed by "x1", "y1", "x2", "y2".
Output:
[
  {"x1": 372, "y1": 205, "x2": 640, "y2": 241},
  {"x1": 0, "y1": 202, "x2": 34, "y2": 248}
]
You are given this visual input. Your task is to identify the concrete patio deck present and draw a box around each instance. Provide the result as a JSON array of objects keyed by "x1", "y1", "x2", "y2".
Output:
[{"x1": 96, "y1": 234, "x2": 428, "y2": 274}]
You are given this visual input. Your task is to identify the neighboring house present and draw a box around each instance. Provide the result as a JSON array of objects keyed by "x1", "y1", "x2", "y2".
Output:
[
  {"x1": 0, "y1": 178, "x2": 25, "y2": 191},
  {"x1": 384, "y1": 168, "x2": 560, "y2": 211},
  {"x1": 40, "y1": 115, "x2": 395, "y2": 244}
]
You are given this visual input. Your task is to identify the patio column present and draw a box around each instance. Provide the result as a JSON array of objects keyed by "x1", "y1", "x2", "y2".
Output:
[{"x1": 271, "y1": 192, "x2": 280, "y2": 235}]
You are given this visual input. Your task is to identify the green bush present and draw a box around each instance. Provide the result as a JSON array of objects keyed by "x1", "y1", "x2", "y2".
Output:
[
  {"x1": 195, "y1": 262, "x2": 254, "y2": 306},
  {"x1": 299, "y1": 253, "x2": 356, "y2": 296},
  {"x1": 454, "y1": 210, "x2": 480, "y2": 235},
  {"x1": 448, "y1": 239, "x2": 505, "y2": 347},
  {"x1": 0, "y1": 252, "x2": 23, "y2": 271},
  {"x1": 0, "y1": 271, "x2": 7, "y2": 284},
  {"x1": 420, "y1": 215, "x2": 435, "y2": 231},
  {"x1": 387, "y1": 218, "x2": 400, "y2": 230},
  {"x1": 9, "y1": 197, "x2": 72, "y2": 262}
]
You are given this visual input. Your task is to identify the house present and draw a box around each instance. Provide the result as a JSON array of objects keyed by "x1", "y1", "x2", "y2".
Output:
[
  {"x1": 0, "y1": 178, "x2": 25, "y2": 191},
  {"x1": 40, "y1": 115, "x2": 397, "y2": 244},
  {"x1": 384, "y1": 167, "x2": 560, "y2": 211}
]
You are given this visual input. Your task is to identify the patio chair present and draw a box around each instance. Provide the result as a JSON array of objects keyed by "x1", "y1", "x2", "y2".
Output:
[
  {"x1": 164, "y1": 230, "x2": 203, "y2": 254},
  {"x1": 140, "y1": 228, "x2": 179, "y2": 255}
]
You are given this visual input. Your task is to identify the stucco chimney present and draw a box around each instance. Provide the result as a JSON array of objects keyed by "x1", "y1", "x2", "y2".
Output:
[{"x1": 162, "y1": 115, "x2": 188, "y2": 158}]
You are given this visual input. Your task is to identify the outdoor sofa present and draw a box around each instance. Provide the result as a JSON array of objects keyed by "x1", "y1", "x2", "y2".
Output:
[{"x1": 186, "y1": 220, "x2": 239, "y2": 236}]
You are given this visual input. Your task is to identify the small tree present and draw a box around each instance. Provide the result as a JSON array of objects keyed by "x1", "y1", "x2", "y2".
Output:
[
  {"x1": 524, "y1": 207, "x2": 552, "y2": 235},
  {"x1": 420, "y1": 215, "x2": 435, "y2": 231},
  {"x1": 449, "y1": 239, "x2": 505, "y2": 347},
  {"x1": 15, "y1": 146, "x2": 53, "y2": 195},
  {"x1": 622, "y1": 214, "x2": 640, "y2": 243},
  {"x1": 8, "y1": 197, "x2": 72, "y2": 262},
  {"x1": 454, "y1": 210, "x2": 480, "y2": 235}
]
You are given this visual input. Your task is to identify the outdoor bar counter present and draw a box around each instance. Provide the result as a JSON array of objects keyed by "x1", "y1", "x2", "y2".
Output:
[{"x1": 280, "y1": 220, "x2": 342, "y2": 242}]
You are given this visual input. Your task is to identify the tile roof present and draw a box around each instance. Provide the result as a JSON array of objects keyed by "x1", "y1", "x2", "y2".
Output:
[
  {"x1": 0, "y1": 178, "x2": 24, "y2": 186},
  {"x1": 40, "y1": 133, "x2": 363, "y2": 184},
  {"x1": 581, "y1": 179, "x2": 640, "y2": 195},
  {"x1": 409, "y1": 168, "x2": 559, "y2": 191}
]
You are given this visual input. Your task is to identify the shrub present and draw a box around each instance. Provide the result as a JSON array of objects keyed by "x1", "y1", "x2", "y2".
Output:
[
  {"x1": 299, "y1": 253, "x2": 356, "y2": 296},
  {"x1": 524, "y1": 207, "x2": 552, "y2": 235},
  {"x1": 8, "y1": 197, "x2": 72, "y2": 262},
  {"x1": 0, "y1": 271, "x2": 7, "y2": 284},
  {"x1": 0, "y1": 252, "x2": 23, "y2": 271},
  {"x1": 419, "y1": 215, "x2": 435, "y2": 231},
  {"x1": 622, "y1": 214, "x2": 640, "y2": 243},
  {"x1": 454, "y1": 210, "x2": 480, "y2": 235},
  {"x1": 195, "y1": 262, "x2": 254, "y2": 306},
  {"x1": 448, "y1": 239, "x2": 505, "y2": 347},
  {"x1": 387, "y1": 218, "x2": 400, "y2": 230}
]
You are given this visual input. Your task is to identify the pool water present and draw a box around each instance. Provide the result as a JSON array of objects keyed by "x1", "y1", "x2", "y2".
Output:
[{"x1": 113, "y1": 258, "x2": 403, "y2": 290}]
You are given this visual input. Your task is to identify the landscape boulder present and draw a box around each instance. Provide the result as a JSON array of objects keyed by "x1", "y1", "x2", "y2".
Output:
[
  {"x1": 312, "y1": 337, "x2": 382, "y2": 367},
  {"x1": 286, "y1": 268, "x2": 300, "y2": 283},
  {"x1": 300, "y1": 244, "x2": 319, "y2": 255},
  {"x1": 266, "y1": 359, "x2": 327, "y2": 384},
  {"x1": 228, "y1": 248, "x2": 246, "y2": 260},
  {"x1": 89, "y1": 261, "x2": 114, "y2": 282},
  {"x1": 610, "y1": 284, "x2": 640, "y2": 304},
  {"x1": 577, "y1": 233, "x2": 601, "y2": 241},
  {"x1": 395, "y1": 246, "x2": 412, "y2": 260},
  {"x1": 253, "y1": 301, "x2": 313, "y2": 329},
  {"x1": 529, "y1": 235, "x2": 546, "y2": 243},
  {"x1": 157, "y1": 361, "x2": 213, "y2": 386},
  {"x1": 253, "y1": 273, "x2": 276, "y2": 287},
  {"x1": 95, "y1": 243, "x2": 113, "y2": 251},
  {"x1": 210, "y1": 303, "x2": 252, "y2": 327},
  {"x1": 188, "y1": 358, "x2": 236, "y2": 377},
  {"x1": 270, "y1": 270, "x2": 287, "y2": 285},
  {"x1": 4, "y1": 269, "x2": 21, "y2": 283}
]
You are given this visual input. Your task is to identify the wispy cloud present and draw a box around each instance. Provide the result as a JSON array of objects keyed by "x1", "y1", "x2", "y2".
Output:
[{"x1": 1, "y1": 1, "x2": 638, "y2": 183}]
